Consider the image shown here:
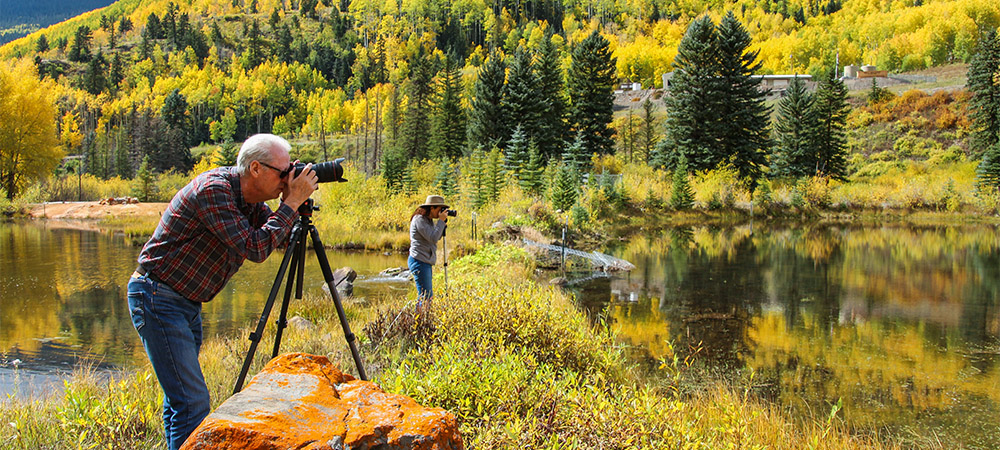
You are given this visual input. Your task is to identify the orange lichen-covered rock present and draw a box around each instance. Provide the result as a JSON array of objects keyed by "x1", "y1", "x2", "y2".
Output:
[{"x1": 180, "y1": 353, "x2": 463, "y2": 450}]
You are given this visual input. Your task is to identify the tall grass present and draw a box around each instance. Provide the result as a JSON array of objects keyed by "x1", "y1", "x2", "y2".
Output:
[{"x1": 0, "y1": 368, "x2": 162, "y2": 449}]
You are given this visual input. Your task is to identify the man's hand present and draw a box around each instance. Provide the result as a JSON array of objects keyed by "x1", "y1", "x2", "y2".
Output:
[{"x1": 282, "y1": 163, "x2": 318, "y2": 210}]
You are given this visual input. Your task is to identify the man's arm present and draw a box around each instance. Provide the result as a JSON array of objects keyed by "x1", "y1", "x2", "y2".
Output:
[{"x1": 197, "y1": 184, "x2": 296, "y2": 263}]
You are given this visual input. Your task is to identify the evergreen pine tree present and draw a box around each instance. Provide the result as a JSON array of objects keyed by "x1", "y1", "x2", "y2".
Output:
[
  {"x1": 164, "y1": 3, "x2": 179, "y2": 46},
  {"x1": 245, "y1": 19, "x2": 266, "y2": 69},
  {"x1": 968, "y1": 30, "x2": 1000, "y2": 158},
  {"x1": 119, "y1": 17, "x2": 133, "y2": 34},
  {"x1": 82, "y1": 50, "x2": 108, "y2": 95},
  {"x1": 210, "y1": 21, "x2": 227, "y2": 49},
  {"x1": 534, "y1": 33, "x2": 569, "y2": 160},
  {"x1": 563, "y1": 130, "x2": 590, "y2": 175},
  {"x1": 664, "y1": 16, "x2": 720, "y2": 172},
  {"x1": 185, "y1": 25, "x2": 210, "y2": 64},
  {"x1": 867, "y1": 77, "x2": 893, "y2": 104},
  {"x1": 813, "y1": 69, "x2": 850, "y2": 179},
  {"x1": 36, "y1": 35, "x2": 49, "y2": 52},
  {"x1": 519, "y1": 141, "x2": 545, "y2": 196},
  {"x1": 162, "y1": 89, "x2": 189, "y2": 129},
  {"x1": 551, "y1": 160, "x2": 579, "y2": 211},
  {"x1": 68, "y1": 26, "x2": 92, "y2": 62},
  {"x1": 670, "y1": 154, "x2": 694, "y2": 210},
  {"x1": 131, "y1": 156, "x2": 158, "y2": 202},
  {"x1": 502, "y1": 45, "x2": 545, "y2": 148},
  {"x1": 568, "y1": 30, "x2": 617, "y2": 156},
  {"x1": 716, "y1": 11, "x2": 771, "y2": 189},
  {"x1": 109, "y1": 53, "x2": 126, "y2": 93},
  {"x1": 381, "y1": 147, "x2": 407, "y2": 190},
  {"x1": 771, "y1": 76, "x2": 818, "y2": 178},
  {"x1": 639, "y1": 97, "x2": 658, "y2": 164},
  {"x1": 429, "y1": 53, "x2": 467, "y2": 160},
  {"x1": 275, "y1": 24, "x2": 294, "y2": 64},
  {"x1": 978, "y1": 142, "x2": 1000, "y2": 194},
  {"x1": 400, "y1": 50, "x2": 437, "y2": 160},
  {"x1": 216, "y1": 144, "x2": 239, "y2": 166},
  {"x1": 650, "y1": 136, "x2": 671, "y2": 169},
  {"x1": 401, "y1": 162, "x2": 418, "y2": 194},
  {"x1": 270, "y1": 8, "x2": 282, "y2": 29},
  {"x1": 467, "y1": 51, "x2": 508, "y2": 152},
  {"x1": 485, "y1": 147, "x2": 504, "y2": 203},
  {"x1": 434, "y1": 159, "x2": 459, "y2": 196},
  {"x1": 146, "y1": 13, "x2": 164, "y2": 39},
  {"x1": 467, "y1": 148, "x2": 488, "y2": 209},
  {"x1": 176, "y1": 13, "x2": 192, "y2": 50},
  {"x1": 140, "y1": 27, "x2": 155, "y2": 60},
  {"x1": 504, "y1": 125, "x2": 529, "y2": 177}
]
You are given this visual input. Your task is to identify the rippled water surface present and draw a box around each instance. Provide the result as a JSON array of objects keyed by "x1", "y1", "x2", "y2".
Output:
[
  {"x1": 557, "y1": 223, "x2": 1000, "y2": 449},
  {"x1": 0, "y1": 220, "x2": 410, "y2": 398}
]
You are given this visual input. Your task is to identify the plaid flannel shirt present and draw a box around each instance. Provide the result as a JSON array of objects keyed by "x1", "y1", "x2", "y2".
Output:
[{"x1": 137, "y1": 167, "x2": 296, "y2": 302}]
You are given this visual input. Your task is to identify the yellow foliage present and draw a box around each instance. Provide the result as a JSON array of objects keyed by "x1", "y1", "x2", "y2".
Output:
[{"x1": 0, "y1": 60, "x2": 63, "y2": 199}]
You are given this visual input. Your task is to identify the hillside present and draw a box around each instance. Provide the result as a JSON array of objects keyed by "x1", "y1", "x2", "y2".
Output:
[
  {"x1": 0, "y1": 0, "x2": 993, "y2": 200},
  {"x1": 0, "y1": 1, "x2": 116, "y2": 44}
]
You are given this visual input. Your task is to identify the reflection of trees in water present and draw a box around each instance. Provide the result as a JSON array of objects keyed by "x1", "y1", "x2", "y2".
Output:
[
  {"x1": 57, "y1": 285, "x2": 142, "y2": 365},
  {"x1": 761, "y1": 226, "x2": 844, "y2": 333},
  {"x1": 597, "y1": 223, "x2": 1000, "y2": 449},
  {"x1": 657, "y1": 226, "x2": 764, "y2": 370},
  {"x1": 963, "y1": 244, "x2": 1000, "y2": 350}
]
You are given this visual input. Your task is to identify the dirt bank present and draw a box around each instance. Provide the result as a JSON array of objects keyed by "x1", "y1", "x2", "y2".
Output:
[{"x1": 28, "y1": 201, "x2": 168, "y2": 219}]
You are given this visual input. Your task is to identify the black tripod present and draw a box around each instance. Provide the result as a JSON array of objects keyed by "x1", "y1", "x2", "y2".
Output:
[{"x1": 233, "y1": 199, "x2": 367, "y2": 393}]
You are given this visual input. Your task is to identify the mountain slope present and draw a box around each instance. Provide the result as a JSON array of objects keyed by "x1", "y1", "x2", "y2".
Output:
[{"x1": 0, "y1": 0, "x2": 116, "y2": 44}]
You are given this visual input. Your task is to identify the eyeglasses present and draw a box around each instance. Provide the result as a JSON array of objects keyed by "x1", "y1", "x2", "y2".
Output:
[{"x1": 259, "y1": 161, "x2": 292, "y2": 178}]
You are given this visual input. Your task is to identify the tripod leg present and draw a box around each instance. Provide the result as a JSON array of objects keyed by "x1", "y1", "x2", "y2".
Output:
[
  {"x1": 272, "y1": 229, "x2": 307, "y2": 358},
  {"x1": 309, "y1": 226, "x2": 368, "y2": 381},
  {"x1": 234, "y1": 224, "x2": 303, "y2": 394}
]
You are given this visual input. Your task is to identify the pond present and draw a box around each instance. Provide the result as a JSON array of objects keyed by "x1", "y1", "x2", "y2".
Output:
[
  {"x1": 559, "y1": 222, "x2": 1000, "y2": 449},
  {"x1": 3, "y1": 219, "x2": 999, "y2": 448},
  {"x1": 0, "y1": 220, "x2": 411, "y2": 399}
]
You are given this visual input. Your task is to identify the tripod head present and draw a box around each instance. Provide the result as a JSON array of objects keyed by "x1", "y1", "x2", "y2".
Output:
[{"x1": 297, "y1": 198, "x2": 319, "y2": 217}]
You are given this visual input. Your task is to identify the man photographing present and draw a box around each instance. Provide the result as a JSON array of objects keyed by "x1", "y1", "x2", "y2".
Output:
[{"x1": 126, "y1": 134, "x2": 318, "y2": 450}]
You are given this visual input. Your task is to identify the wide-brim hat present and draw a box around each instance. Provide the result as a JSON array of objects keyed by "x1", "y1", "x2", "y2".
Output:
[{"x1": 419, "y1": 195, "x2": 449, "y2": 209}]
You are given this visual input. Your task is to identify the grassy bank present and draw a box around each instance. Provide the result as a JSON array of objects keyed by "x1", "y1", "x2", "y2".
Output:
[{"x1": 1, "y1": 243, "x2": 914, "y2": 449}]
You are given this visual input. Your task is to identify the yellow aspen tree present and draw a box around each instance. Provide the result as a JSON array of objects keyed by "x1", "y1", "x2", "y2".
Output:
[{"x1": 0, "y1": 60, "x2": 62, "y2": 200}]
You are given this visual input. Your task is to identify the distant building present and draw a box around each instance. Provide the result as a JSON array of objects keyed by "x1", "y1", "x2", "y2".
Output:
[
  {"x1": 751, "y1": 74, "x2": 812, "y2": 90},
  {"x1": 661, "y1": 72, "x2": 811, "y2": 93}
]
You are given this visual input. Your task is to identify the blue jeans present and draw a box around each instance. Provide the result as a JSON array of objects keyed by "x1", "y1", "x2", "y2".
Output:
[
  {"x1": 408, "y1": 256, "x2": 433, "y2": 303},
  {"x1": 127, "y1": 275, "x2": 210, "y2": 450}
]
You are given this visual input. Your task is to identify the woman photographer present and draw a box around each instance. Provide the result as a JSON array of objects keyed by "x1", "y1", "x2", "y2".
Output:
[{"x1": 408, "y1": 195, "x2": 450, "y2": 308}]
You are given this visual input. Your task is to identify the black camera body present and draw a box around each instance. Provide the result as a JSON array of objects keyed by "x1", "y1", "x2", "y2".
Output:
[
  {"x1": 293, "y1": 158, "x2": 347, "y2": 183},
  {"x1": 446, "y1": 209, "x2": 458, "y2": 217}
]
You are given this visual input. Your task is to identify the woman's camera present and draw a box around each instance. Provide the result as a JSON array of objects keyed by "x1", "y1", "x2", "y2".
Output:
[{"x1": 446, "y1": 209, "x2": 458, "y2": 217}]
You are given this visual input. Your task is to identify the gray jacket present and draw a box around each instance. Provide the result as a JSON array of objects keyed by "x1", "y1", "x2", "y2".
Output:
[{"x1": 409, "y1": 214, "x2": 446, "y2": 265}]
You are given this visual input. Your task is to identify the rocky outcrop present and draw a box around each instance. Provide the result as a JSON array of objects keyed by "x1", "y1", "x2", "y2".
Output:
[{"x1": 180, "y1": 353, "x2": 463, "y2": 450}]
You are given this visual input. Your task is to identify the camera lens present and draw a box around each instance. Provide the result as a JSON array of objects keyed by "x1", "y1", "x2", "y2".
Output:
[
  {"x1": 447, "y1": 210, "x2": 458, "y2": 217},
  {"x1": 292, "y1": 158, "x2": 347, "y2": 183}
]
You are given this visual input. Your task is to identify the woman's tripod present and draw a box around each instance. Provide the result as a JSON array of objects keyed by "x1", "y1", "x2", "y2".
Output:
[{"x1": 233, "y1": 198, "x2": 367, "y2": 393}]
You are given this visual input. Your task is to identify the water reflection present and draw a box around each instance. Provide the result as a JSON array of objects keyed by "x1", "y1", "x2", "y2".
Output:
[
  {"x1": 569, "y1": 224, "x2": 1000, "y2": 449},
  {"x1": 0, "y1": 220, "x2": 410, "y2": 398}
]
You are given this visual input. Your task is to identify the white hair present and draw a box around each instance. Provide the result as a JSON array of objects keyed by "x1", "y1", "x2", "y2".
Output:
[{"x1": 236, "y1": 134, "x2": 292, "y2": 175}]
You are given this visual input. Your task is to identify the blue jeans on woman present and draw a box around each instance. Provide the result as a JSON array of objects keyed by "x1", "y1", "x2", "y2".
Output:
[
  {"x1": 408, "y1": 255, "x2": 433, "y2": 303},
  {"x1": 127, "y1": 275, "x2": 211, "y2": 450}
]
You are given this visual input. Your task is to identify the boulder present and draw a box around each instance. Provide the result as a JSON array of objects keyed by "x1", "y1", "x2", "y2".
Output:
[
  {"x1": 322, "y1": 267, "x2": 357, "y2": 298},
  {"x1": 287, "y1": 315, "x2": 316, "y2": 331},
  {"x1": 180, "y1": 353, "x2": 463, "y2": 450}
]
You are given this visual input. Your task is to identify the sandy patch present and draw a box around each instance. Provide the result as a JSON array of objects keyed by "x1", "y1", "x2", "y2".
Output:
[{"x1": 29, "y1": 202, "x2": 168, "y2": 219}]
